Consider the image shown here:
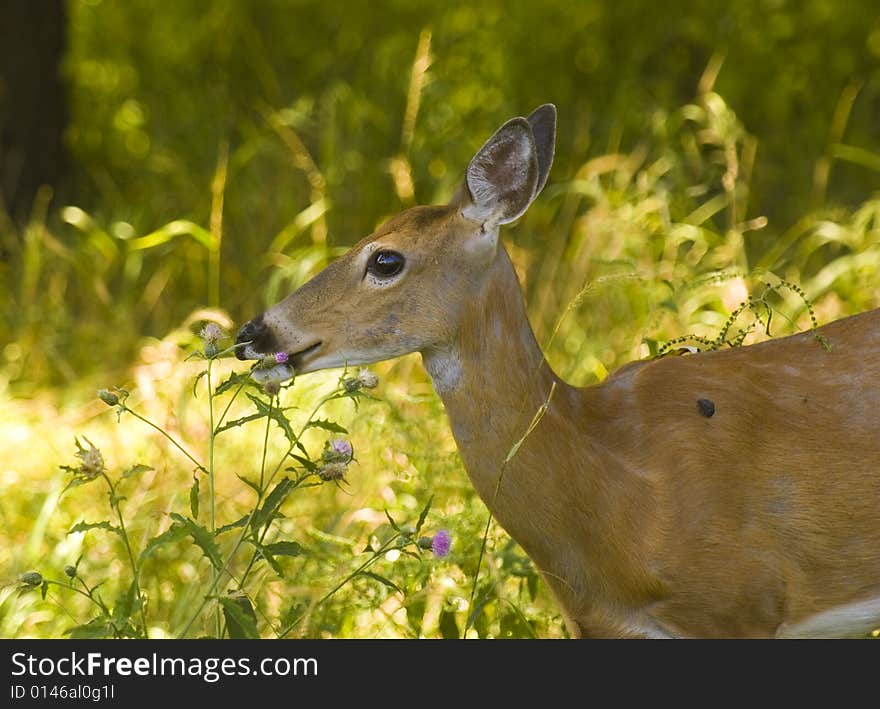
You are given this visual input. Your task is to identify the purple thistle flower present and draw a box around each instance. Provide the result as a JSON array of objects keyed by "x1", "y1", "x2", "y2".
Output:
[
  {"x1": 431, "y1": 529, "x2": 451, "y2": 558},
  {"x1": 330, "y1": 438, "x2": 354, "y2": 458},
  {"x1": 274, "y1": 351, "x2": 289, "y2": 364},
  {"x1": 199, "y1": 322, "x2": 223, "y2": 343}
]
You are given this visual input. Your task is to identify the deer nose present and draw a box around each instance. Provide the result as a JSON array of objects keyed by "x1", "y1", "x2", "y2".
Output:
[{"x1": 235, "y1": 315, "x2": 272, "y2": 360}]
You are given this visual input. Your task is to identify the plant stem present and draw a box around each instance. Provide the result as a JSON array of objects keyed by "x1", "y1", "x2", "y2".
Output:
[
  {"x1": 50, "y1": 578, "x2": 106, "y2": 610},
  {"x1": 206, "y1": 358, "x2": 220, "y2": 638},
  {"x1": 101, "y1": 472, "x2": 149, "y2": 638},
  {"x1": 259, "y1": 395, "x2": 273, "y2": 490},
  {"x1": 464, "y1": 512, "x2": 494, "y2": 638},
  {"x1": 214, "y1": 381, "x2": 246, "y2": 429},
  {"x1": 122, "y1": 406, "x2": 205, "y2": 473}
]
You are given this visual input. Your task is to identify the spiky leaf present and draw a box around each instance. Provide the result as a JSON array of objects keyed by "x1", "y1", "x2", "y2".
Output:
[
  {"x1": 215, "y1": 370, "x2": 254, "y2": 396},
  {"x1": 245, "y1": 392, "x2": 295, "y2": 443},
  {"x1": 122, "y1": 464, "x2": 153, "y2": 479},
  {"x1": 220, "y1": 595, "x2": 259, "y2": 639},
  {"x1": 305, "y1": 418, "x2": 348, "y2": 434},
  {"x1": 360, "y1": 571, "x2": 402, "y2": 595},
  {"x1": 68, "y1": 520, "x2": 121, "y2": 538},
  {"x1": 189, "y1": 475, "x2": 200, "y2": 518},
  {"x1": 416, "y1": 495, "x2": 434, "y2": 533},
  {"x1": 169, "y1": 513, "x2": 222, "y2": 570},
  {"x1": 66, "y1": 616, "x2": 113, "y2": 639},
  {"x1": 215, "y1": 514, "x2": 250, "y2": 536},
  {"x1": 139, "y1": 523, "x2": 190, "y2": 562},
  {"x1": 253, "y1": 477, "x2": 294, "y2": 530},
  {"x1": 263, "y1": 541, "x2": 304, "y2": 557},
  {"x1": 215, "y1": 412, "x2": 266, "y2": 435}
]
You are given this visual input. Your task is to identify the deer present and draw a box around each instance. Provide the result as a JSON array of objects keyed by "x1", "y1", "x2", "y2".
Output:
[{"x1": 235, "y1": 104, "x2": 880, "y2": 638}]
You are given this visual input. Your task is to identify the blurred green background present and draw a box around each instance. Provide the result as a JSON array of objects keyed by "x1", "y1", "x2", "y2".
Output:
[{"x1": 1, "y1": 0, "x2": 879, "y2": 638}]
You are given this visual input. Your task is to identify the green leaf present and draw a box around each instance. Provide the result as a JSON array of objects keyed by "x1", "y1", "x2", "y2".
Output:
[
  {"x1": 128, "y1": 219, "x2": 215, "y2": 252},
  {"x1": 527, "y1": 573, "x2": 539, "y2": 601},
  {"x1": 68, "y1": 520, "x2": 121, "y2": 538},
  {"x1": 288, "y1": 454, "x2": 317, "y2": 472},
  {"x1": 139, "y1": 523, "x2": 190, "y2": 563},
  {"x1": 189, "y1": 475, "x2": 200, "y2": 519},
  {"x1": 220, "y1": 595, "x2": 259, "y2": 639},
  {"x1": 192, "y1": 369, "x2": 208, "y2": 398},
  {"x1": 61, "y1": 475, "x2": 101, "y2": 494},
  {"x1": 500, "y1": 609, "x2": 536, "y2": 639},
  {"x1": 122, "y1": 463, "x2": 153, "y2": 479},
  {"x1": 253, "y1": 477, "x2": 294, "y2": 530},
  {"x1": 66, "y1": 616, "x2": 113, "y2": 639},
  {"x1": 305, "y1": 418, "x2": 348, "y2": 434},
  {"x1": 439, "y1": 608, "x2": 460, "y2": 639},
  {"x1": 236, "y1": 474, "x2": 262, "y2": 497},
  {"x1": 112, "y1": 582, "x2": 138, "y2": 624},
  {"x1": 405, "y1": 596, "x2": 426, "y2": 635},
  {"x1": 466, "y1": 590, "x2": 493, "y2": 635},
  {"x1": 169, "y1": 513, "x2": 222, "y2": 570},
  {"x1": 245, "y1": 392, "x2": 295, "y2": 443},
  {"x1": 215, "y1": 514, "x2": 250, "y2": 536},
  {"x1": 384, "y1": 509, "x2": 400, "y2": 533},
  {"x1": 416, "y1": 495, "x2": 434, "y2": 534},
  {"x1": 215, "y1": 412, "x2": 266, "y2": 435},
  {"x1": 258, "y1": 546, "x2": 285, "y2": 578},
  {"x1": 360, "y1": 571, "x2": 402, "y2": 595},
  {"x1": 215, "y1": 370, "x2": 254, "y2": 396},
  {"x1": 263, "y1": 541, "x2": 304, "y2": 557}
]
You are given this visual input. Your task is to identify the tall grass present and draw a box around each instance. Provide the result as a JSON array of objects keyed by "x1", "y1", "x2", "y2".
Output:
[{"x1": 2, "y1": 78, "x2": 879, "y2": 637}]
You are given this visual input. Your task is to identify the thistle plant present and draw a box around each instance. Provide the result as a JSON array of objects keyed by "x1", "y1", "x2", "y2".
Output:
[{"x1": 16, "y1": 322, "x2": 450, "y2": 639}]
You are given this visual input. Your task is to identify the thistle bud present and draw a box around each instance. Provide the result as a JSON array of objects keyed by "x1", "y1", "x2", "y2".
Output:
[
  {"x1": 20, "y1": 571, "x2": 43, "y2": 587},
  {"x1": 199, "y1": 322, "x2": 223, "y2": 343},
  {"x1": 74, "y1": 437, "x2": 105, "y2": 479},
  {"x1": 356, "y1": 368, "x2": 379, "y2": 389},
  {"x1": 98, "y1": 389, "x2": 119, "y2": 406},
  {"x1": 64, "y1": 565, "x2": 77, "y2": 579},
  {"x1": 263, "y1": 380, "x2": 281, "y2": 396},
  {"x1": 318, "y1": 462, "x2": 348, "y2": 482},
  {"x1": 343, "y1": 368, "x2": 379, "y2": 393}
]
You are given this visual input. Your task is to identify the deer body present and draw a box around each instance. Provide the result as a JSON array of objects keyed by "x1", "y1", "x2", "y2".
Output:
[{"x1": 237, "y1": 105, "x2": 880, "y2": 637}]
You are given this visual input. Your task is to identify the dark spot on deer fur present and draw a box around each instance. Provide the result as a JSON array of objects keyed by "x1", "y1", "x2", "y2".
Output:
[{"x1": 697, "y1": 398, "x2": 715, "y2": 418}]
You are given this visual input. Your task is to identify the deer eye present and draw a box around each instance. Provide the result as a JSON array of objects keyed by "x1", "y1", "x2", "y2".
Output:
[{"x1": 366, "y1": 250, "x2": 405, "y2": 279}]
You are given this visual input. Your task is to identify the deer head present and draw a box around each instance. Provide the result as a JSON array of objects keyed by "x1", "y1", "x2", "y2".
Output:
[{"x1": 235, "y1": 105, "x2": 556, "y2": 379}]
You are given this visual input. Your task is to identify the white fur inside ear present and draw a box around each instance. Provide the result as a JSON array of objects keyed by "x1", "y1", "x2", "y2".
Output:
[{"x1": 463, "y1": 120, "x2": 538, "y2": 226}]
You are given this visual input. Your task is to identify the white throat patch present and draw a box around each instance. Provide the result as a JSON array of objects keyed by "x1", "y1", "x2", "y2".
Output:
[{"x1": 423, "y1": 348, "x2": 463, "y2": 394}]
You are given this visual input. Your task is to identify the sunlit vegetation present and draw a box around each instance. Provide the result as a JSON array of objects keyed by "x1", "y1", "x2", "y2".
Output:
[{"x1": 1, "y1": 1, "x2": 878, "y2": 638}]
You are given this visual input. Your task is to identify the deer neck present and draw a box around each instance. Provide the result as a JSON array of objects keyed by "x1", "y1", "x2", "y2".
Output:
[{"x1": 421, "y1": 246, "x2": 565, "y2": 505}]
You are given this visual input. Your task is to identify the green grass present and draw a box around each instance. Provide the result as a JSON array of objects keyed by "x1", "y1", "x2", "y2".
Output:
[{"x1": 2, "y1": 80, "x2": 879, "y2": 638}]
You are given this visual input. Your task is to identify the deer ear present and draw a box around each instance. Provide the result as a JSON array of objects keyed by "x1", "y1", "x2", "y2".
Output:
[
  {"x1": 526, "y1": 103, "x2": 556, "y2": 197},
  {"x1": 461, "y1": 116, "x2": 539, "y2": 227}
]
